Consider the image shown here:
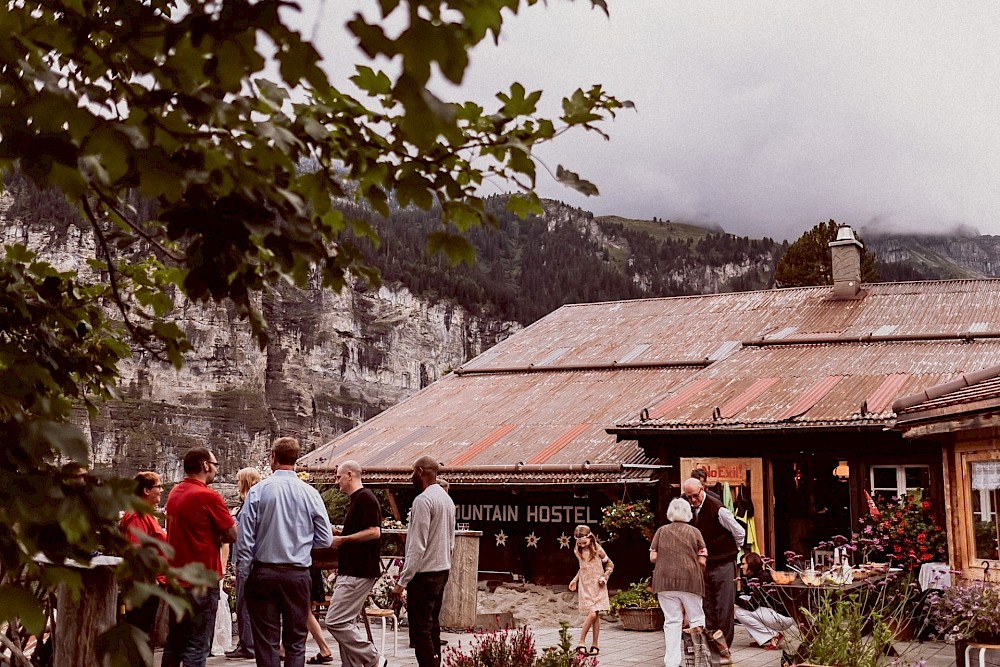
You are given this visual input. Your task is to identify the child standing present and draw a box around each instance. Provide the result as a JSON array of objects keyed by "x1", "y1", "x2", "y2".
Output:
[{"x1": 568, "y1": 525, "x2": 614, "y2": 656}]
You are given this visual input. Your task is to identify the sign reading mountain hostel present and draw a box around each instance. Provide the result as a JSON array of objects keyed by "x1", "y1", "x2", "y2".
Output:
[{"x1": 456, "y1": 502, "x2": 599, "y2": 525}]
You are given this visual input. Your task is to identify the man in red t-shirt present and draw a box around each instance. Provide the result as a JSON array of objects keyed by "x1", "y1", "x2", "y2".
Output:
[{"x1": 162, "y1": 447, "x2": 237, "y2": 667}]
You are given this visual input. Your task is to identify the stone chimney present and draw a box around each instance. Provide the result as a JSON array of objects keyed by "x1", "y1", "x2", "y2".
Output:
[{"x1": 828, "y1": 225, "x2": 863, "y2": 299}]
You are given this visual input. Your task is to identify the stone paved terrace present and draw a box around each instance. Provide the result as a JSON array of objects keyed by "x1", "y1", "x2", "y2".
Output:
[{"x1": 157, "y1": 623, "x2": 958, "y2": 667}]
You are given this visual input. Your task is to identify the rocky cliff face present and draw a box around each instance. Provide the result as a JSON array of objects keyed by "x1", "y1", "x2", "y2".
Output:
[{"x1": 1, "y1": 194, "x2": 518, "y2": 485}]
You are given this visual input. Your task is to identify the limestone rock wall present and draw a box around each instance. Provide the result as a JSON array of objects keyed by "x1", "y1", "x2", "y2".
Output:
[{"x1": 1, "y1": 197, "x2": 517, "y2": 484}]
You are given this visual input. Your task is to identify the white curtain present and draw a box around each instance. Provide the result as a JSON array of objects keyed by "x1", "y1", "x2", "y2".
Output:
[{"x1": 971, "y1": 460, "x2": 1000, "y2": 490}]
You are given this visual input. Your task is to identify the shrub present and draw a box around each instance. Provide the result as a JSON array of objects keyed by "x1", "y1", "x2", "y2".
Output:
[
  {"x1": 925, "y1": 581, "x2": 1000, "y2": 642},
  {"x1": 441, "y1": 622, "x2": 597, "y2": 667},
  {"x1": 610, "y1": 577, "x2": 658, "y2": 612}
]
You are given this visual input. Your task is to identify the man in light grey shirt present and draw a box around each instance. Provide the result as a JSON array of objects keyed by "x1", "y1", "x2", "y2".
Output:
[{"x1": 392, "y1": 456, "x2": 455, "y2": 667}]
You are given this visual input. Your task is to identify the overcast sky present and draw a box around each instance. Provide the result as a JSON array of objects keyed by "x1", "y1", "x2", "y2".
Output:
[{"x1": 294, "y1": 1, "x2": 1000, "y2": 241}]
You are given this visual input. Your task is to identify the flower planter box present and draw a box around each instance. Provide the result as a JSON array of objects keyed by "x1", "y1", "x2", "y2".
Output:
[
  {"x1": 617, "y1": 607, "x2": 664, "y2": 631},
  {"x1": 955, "y1": 641, "x2": 1000, "y2": 667}
]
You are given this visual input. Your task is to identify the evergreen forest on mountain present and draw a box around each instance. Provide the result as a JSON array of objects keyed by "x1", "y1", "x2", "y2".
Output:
[{"x1": 5, "y1": 171, "x2": 999, "y2": 327}]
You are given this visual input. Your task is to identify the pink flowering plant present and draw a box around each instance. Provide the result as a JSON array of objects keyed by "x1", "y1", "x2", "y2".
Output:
[
  {"x1": 601, "y1": 499, "x2": 655, "y2": 541},
  {"x1": 856, "y1": 495, "x2": 947, "y2": 570},
  {"x1": 442, "y1": 624, "x2": 597, "y2": 667},
  {"x1": 925, "y1": 581, "x2": 1000, "y2": 642}
]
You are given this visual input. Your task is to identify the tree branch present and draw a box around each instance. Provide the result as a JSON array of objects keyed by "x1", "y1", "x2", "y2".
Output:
[
  {"x1": 92, "y1": 188, "x2": 185, "y2": 262},
  {"x1": 82, "y1": 198, "x2": 171, "y2": 364}
]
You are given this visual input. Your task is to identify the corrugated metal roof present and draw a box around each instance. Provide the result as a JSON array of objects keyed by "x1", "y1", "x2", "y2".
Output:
[
  {"x1": 303, "y1": 279, "x2": 1000, "y2": 474},
  {"x1": 615, "y1": 341, "x2": 1000, "y2": 429},
  {"x1": 896, "y1": 373, "x2": 1000, "y2": 415},
  {"x1": 299, "y1": 366, "x2": 693, "y2": 481}
]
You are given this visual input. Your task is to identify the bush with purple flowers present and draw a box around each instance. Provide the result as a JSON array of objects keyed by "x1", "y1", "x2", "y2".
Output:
[{"x1": 925, "y1": 581, "x2": 1000, "y2": 642}]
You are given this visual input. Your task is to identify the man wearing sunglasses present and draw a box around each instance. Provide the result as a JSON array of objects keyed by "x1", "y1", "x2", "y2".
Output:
[{"x1": 163, "y1": 447, "x2": 237, "y2": 667}]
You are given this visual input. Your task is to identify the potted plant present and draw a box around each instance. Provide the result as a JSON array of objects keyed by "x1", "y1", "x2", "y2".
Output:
[
  {"x1": 855, "y1": 495, "x2": 948, "y2": 570},
  {"x1": 925, "y1": 580, "x2": 1000, "y2": 666},
  {"x1": 600, "y1": 499, "x2": 655, "y2": 541},
  {"x1": 610, "y1": 577, "x2": 663, "y2": 631}
]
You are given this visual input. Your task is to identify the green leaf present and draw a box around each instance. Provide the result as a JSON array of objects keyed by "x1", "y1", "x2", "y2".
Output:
[
  {"x1": 555, "y1": 165, "x2": 599, "y2": 196},
  {"x1": 0, "y1": 585, "x2": 46, "y2": 635},
  {"x1": 351, "y1": 66, "x2": 392, "y2": 95},
  {"x1": 426, "y1": 231, "x2": 475, "y2": 266},
  {"x1": 506, "y1": 192, "x2": 543, "y2": 219}
]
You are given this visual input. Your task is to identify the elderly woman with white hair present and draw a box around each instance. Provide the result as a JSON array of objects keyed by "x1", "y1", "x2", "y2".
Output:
[{"x1": 649, "y1": 497, "x2": 710, "y2": 667}]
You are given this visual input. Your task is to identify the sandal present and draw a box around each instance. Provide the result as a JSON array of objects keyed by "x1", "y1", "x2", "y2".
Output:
[
  {"x1": 588, "y1": 647, "x2": 600, "y2": 656},
  {"x1": 575, "y1": 646, "x2": 587, "y2": 654},
  {"x1": 307, "y1": 654, "x2": 334, "y2": 665}
]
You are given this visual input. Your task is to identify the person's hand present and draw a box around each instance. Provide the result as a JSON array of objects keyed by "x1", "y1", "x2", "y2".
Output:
[
  {"x1": 331, "y1": 535, "x2": 344, "y2": 549},
  {"x1": 598, "y1": 576, "x2": 607, "y2": 587},
  {"x1": 391, "y1": 584, "x2": 405, "y2": 600},
  {"x1": 568, "y1": 581, "x2": 577, "y2": 592}
]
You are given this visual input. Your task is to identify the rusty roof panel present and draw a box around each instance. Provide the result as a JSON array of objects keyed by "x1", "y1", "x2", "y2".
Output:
[
  {"x1": 897, "y1": 374, "x2": 1000, "y2": 414},
  {"x1": 618, "y1": 340, "x2": 1000, "y2": 429},
  {"x1": 300, "y1": 366, "x2": 696, "y2": 474},
  {"x1": 720, "y1": 377, "x2": 780, "y2": 419},
  {"x1": 776, "y1": 376, "x2": 843, "y2": 421},
  {"x1": 452, "y1": 281, "x2": 1000, "y2": 373},
  {"x1": 866, "y1": 374, "x2": 911, "y2": 414}
]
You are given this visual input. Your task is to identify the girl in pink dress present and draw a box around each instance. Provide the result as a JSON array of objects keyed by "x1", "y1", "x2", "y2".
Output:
[{"x1": 568, "y1": 525, "x2": 614, "y2": 656}]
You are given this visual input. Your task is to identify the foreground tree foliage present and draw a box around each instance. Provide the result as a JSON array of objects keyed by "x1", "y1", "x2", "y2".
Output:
[
  {"x1": 774, "y1": 219, "x2": 880, "y2": 287},
  {"x1": 0, "y1": 0, "x2": 626, "y2": 663}
]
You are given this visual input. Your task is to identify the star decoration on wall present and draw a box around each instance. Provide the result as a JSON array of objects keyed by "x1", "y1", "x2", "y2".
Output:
[
  {"x1": 495, "y1": 530, "x2": 508, "y2": 546},
  {"x1": 558, "y1": 533, "x2": 572, "y2": 549},
  {"x1": 525, "y1": 532, "x2": 539, "y2": 548}
]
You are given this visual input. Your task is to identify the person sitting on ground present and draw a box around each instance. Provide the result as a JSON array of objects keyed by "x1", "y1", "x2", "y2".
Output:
[{"x1": 734, "y1": 552, "x2": 794, "y2": 650}]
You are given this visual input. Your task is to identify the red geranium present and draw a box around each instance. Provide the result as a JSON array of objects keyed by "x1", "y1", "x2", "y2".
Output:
[{"x1": 857, "y1": 494, "x2": 948, "y2": 570}]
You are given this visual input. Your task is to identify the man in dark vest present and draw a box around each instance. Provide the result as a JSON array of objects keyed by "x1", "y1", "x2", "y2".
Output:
[{"x1": 682, "y1": 477, "x2": 745, "y2": 659}]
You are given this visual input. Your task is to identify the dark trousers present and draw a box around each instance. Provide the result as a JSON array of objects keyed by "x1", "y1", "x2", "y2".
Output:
[
  {"x1": 246, "y1": 565, "x2": 311, "y2": 667},
  {"x1": 407, "y1": 570, "x2": 450, "y2": 667},
  {"x1": 125, "y1": 592, "x2": 162, "y2": 640},
  {"x1": 235, "y1": 568, "x2": 255, "y2": 654},
  {"x1": 161, "y1": 586, "x2": 219, "y2": 667},
  {"x1": 704, "y1": 560, "x2": 736, "y2": 646}
]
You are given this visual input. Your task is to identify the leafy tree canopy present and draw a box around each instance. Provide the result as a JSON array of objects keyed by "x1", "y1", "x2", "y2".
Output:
[
  {"x1": 774, "y1": 220, "x2": 880, "y2": 288},
  {"x1": 0, "y1": 0, "x2": 626, "y2": 663}
]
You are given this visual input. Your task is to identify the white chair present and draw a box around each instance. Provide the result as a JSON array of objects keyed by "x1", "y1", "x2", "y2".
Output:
[{"x1": 364, "y1": 607, "x2": 398, "y2": 657}]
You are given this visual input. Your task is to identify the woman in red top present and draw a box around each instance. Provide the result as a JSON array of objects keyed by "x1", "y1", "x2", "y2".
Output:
[{"x1": 119, "y1": 471, "x2": 168, "y2": 637}]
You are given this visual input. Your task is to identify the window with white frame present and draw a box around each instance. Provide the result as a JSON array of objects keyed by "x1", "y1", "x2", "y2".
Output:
[
  {"x1": 969, "y1": 460, "x2": 1000, "y2": 560},
  {"x1": 869, "y1": 465, "x2": 930, "y2": 504}
]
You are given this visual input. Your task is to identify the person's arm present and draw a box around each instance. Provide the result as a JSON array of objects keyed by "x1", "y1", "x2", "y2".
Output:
[
  {"x1": 598, "y1": 547, "x2": 614, "y2": 586},
  {"x1": 698, "y1": 554, "x2": 707, "y2": 572},
  {"x1": 309, "y1": 489, "x2": 333, "y2": 549},
  {"x1": 221, "y1": 523, "x2": 238, "y2": 545},
  {"x1": 235, "y1": 491, "x2": 257, "y2": 577},
  {"x1": 569, "y1": 571, "x2": 579, "y2": 592},
  {"x1": 718, "y1": 507, "x2": 746, "y2": 547},
  {"x1": 331, "y1": 493, "x2": 379, "y2": 548},
  {"x1": 334, "y1": 526, "x2": 381, "y2": 547},
  {"x1": 649, "y1": 526, "x2": 661, "y2": 564},
  {"x1": 394, "y1": 495, "x2": 430, "y2": 591}
]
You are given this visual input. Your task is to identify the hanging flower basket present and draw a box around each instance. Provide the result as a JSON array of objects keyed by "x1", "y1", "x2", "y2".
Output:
[{"x1": 601, "y1": 499, "x2": 655, "y2": 541}]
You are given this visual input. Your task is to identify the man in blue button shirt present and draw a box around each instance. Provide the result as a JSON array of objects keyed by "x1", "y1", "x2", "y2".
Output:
[{"x1": 237, "y1": 437, "x2": 333, "y2": 667}]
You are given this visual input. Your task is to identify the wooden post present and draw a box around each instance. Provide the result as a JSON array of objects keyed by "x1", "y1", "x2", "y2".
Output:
[
  {"x1": 440, "y1": 530, "x2": 481, "y2": 628},
  {"x1": 54, "y1": 559, "x2": 120, "y2": 667}
]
